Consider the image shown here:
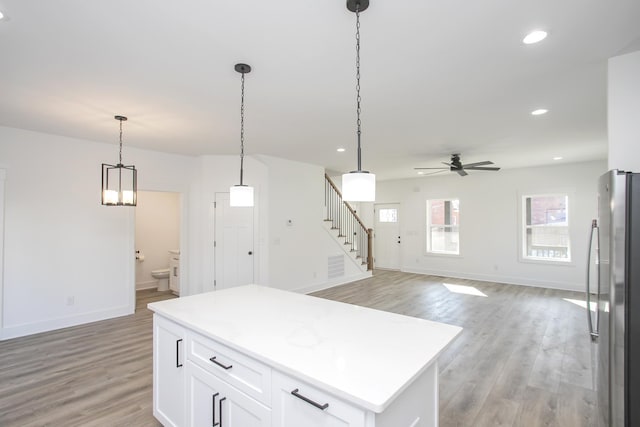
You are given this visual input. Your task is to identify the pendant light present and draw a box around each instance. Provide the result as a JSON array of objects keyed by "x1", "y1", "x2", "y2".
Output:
[
  {"x1": 229, "y1": 63, "x2": 254, "y2": 207},
  {"x1": 101, "y1": 115, "x2": 137, "y2": 206},
  {"x1": 342, "y1": 0, "x2": 375, "y2": 202}
]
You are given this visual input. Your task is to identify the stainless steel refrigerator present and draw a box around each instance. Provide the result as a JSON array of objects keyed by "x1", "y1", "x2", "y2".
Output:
[{"x1": 587, "y1": 169, "x2": 640, "y2": 426}]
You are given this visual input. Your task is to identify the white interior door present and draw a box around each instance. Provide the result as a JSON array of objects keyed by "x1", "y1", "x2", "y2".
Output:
[
  {"x1": 214, "y1": 193, "x2": 254, "y2": 290},
  {"x1": 374, "y1": 203, "x2": 401, "y2": 270}
]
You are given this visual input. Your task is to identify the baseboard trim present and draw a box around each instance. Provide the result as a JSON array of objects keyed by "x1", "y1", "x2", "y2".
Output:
[
  {"x1": 0, "y1": 305, "x2": 134, "y2": 341},
  {"x1": 294, "y1": 271, "x2": 373, "y2": 295},
  {"x1": 401, "y1": 267, "x2": 583, "y2": 292}
]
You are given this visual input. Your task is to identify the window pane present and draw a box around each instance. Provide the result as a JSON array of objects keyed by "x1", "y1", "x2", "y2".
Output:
[
  {"x1": 430, "y1": 226, "x2": 459, "y2": 254},
  {"x1": 526, "y1": 195, "x2": 567, "y2": 226},
  {"x1": 429, "y1": 200, "x2": 445, "y2": 225},
  {"x1": 429, "y1": 199, "x2": 460, "y2": 226},
  {"x1": 526, "y1": 226, "x2": 570, "y2": 259},
  {"x1": 378, "y1": 208, "x2": 398, "y2": 223}
]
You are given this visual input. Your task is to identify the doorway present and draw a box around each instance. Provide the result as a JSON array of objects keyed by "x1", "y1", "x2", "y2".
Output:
[
  {"x1": 374, "y1": 203, "x2": 401, "y2": 270},
  {"x1": 134, "y1": 191, "x2": 181, "y2": 300},
  {"x1": 214, "y1": 193, "x2": 254, "y2": 290}
]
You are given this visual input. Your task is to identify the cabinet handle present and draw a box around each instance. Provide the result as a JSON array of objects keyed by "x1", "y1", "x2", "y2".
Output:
[
  {"x1": 219, "y1": 397, "x2": 226, "y2": 427},
  {"x1": 176, "y1": 339, "x2": 183, "y2": 368},
  {"x1": 212, "y1": 393, "x2": 219, "y2": 427},
  {"x1": 291, "y1": 388, "x2": 329, "y2": 410},
  {"x1": 209, "y1": 356, "x2": 233, "y2": 370}
]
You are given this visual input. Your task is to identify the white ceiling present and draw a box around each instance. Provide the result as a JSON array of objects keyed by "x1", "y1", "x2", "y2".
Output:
[{"x1": 1, "y1": 0, "x2": 639, "y2": 180}]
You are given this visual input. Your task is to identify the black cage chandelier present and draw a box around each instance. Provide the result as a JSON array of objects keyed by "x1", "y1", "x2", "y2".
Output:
[
  {"x1": 101, "y1": 115, "x2": 137, "y2": 206},
  {"x1": 342, "y1": 0, "x2": 376, "y2": 202}
]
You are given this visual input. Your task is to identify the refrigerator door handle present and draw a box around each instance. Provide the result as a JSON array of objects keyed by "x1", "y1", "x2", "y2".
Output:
[{"x1": 586, "y1": 219, "x2": 599, "y2": 341}]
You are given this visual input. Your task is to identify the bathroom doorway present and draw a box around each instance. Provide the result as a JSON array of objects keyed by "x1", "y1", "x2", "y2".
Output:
[{"x1": 134, "y1": 191, "x2": 181, "y2": 303}]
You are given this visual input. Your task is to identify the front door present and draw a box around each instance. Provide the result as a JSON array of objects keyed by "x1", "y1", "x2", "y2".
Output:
[
  {"x1": 214, "y1": 193, "x2": 254, "y2": 290},
  {"x1": 374, "y1": 203, "x2": 401, "y2": 270}
]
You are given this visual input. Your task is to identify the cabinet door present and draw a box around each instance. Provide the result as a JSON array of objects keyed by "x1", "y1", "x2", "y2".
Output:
[
  {"x1": 272, "y1": 371, "x2": 366, "y2": 427},
  {"x1": 153, "y1": 315, "x2": 186, "y2": 427},
  {"x1": 187, "y1": 362, "x2": 271, "y2": 427}
]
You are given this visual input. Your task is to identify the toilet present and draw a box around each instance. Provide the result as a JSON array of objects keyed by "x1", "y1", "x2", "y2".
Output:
[{"x1": 151, "y1": 268, "x2": 170, "y2": 291}]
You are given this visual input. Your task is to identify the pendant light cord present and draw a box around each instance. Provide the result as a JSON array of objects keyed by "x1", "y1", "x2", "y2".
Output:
[
  {"x1": 355, "y1": 4, "x2": 362, "y2": 171},
  {"x1": 239, "y1": 71, "x2": 246, "y2": 185},
  {"x1": 118, "y1": 118, "x2": 124, "y2": 166}
]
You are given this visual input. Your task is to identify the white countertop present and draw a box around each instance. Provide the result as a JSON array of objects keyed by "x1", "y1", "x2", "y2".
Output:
[{"x1": 148, "y1": 285, "x2": 462, "y2": 412}]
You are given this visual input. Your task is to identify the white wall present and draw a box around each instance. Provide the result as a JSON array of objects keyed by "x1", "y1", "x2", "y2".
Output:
[
  {"x1": 0, "y1": 126, "x2": 370, "y2": 339},
  {"x1": 375, "y1": 160, "x2": 606, "y2": 291},
  {"x1": 608, "y1": 50, "x2": 640, "y2": 172},
  {"x1": 259, "y1": 156, "x2": 369, "y2": 293},
  {"x1": 135, "y1": 191, "x2": 180, "y2": 290},
  {"x1": 0, "y1": 126, "x2": 195, "y2": 339}
]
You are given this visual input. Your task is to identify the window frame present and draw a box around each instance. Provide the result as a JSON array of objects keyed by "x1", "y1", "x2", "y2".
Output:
[
  {"x1": 520, "y1": 192, "x2": 572, "y2": 263},
  {"x1": 426, "y1": 198, "x2": 461, "y2": 256}
]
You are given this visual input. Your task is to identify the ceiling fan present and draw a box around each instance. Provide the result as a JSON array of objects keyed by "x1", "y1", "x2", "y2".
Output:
[{"x1": 414, "y1": 154, "x2": 501, "y2": 177}]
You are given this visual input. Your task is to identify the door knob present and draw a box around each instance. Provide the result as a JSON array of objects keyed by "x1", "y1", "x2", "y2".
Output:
[{"x1": 248, "y1": 251, "x2": 253, "y2": 255}]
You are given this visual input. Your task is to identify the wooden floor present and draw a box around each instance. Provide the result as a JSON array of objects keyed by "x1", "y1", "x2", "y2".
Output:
[
  {"x1": 312, "y1": 271, "x2": 599, "y2": 427},
  {"x1": 0, "y1": 272, "x2": 598, "y2": 426}
]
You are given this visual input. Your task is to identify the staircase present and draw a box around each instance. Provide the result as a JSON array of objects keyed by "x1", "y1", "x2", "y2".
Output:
[{"x1": 324, "y1": 174, "x2": 373, "y2": 270}]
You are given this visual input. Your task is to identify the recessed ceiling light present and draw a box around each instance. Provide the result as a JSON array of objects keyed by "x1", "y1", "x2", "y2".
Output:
[
  {"x1": 417, "y1": 171, "x2": 425, "y2": 175},
  {"x1": 523, "y1": 30, "x2": 548, "y2": 44},
  {"x1": 337, "y1": 147, "x2": 346, "y2": 152},
  {"x1": 553, "y1": 156, "x2": 563, "y2": 161},
  {"x1": 531, "y1": 108, "x2": 548, "y2": 116}
]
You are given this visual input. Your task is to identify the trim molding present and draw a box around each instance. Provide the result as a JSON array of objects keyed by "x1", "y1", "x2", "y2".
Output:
[
  {"x1": 0, "y1": 305, "x2": 133, "y2": 341},
  {"x1": 401, "y1": 266, "x2": 583, "y2": 292}
]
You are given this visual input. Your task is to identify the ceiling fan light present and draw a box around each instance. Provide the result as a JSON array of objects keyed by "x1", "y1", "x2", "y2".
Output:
[
  {"x1": 230, "y1": 185, "x2": 254, "y2": 207},
  {"x1": 342, "y1": 171, "x2": 375, "y2": 202}
]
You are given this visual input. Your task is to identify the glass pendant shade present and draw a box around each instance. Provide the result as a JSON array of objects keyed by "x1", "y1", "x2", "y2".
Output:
[
  {"x1": 230, "y1": 184, "x2": 254, "y2": 207},
  {"x1": 101, "y1": 163, "x2": 137, "y2": 206},
  {"x1": 342, "y1": 171, "x2": 375, "y2": 202}
]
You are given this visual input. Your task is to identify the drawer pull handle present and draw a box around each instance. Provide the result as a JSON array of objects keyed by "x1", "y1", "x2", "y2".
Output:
[
  {"x1": 209, "y1": 356, "x2": 233, "y2": 370},
  {"x1": 176, "y1": 339, "x2": 183, "y2": 368},
  {"x1": 291, "y1": 388, "x2": 329, "y2": 410}
]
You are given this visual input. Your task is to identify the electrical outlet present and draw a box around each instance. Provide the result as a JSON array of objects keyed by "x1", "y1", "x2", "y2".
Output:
[{"x1": 66, "y1": 296, "x2": 75, "y2": 306}]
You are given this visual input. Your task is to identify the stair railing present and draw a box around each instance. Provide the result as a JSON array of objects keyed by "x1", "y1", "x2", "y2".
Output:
[{"x1": 324, "y1": 174, "x2": 373, "y2": 270}]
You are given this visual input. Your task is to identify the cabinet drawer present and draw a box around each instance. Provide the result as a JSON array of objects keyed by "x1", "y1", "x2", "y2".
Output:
[
  {"x1": 272, "y1": 370, "x2": 366, "y2": 427},
  {"x1": 188, "y1": 331, "x2": 271, "y2": 406}
]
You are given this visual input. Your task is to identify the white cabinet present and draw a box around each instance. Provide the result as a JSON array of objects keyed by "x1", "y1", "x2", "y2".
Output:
[
  {"x1": 150, "y1": 286, "x2": 461, "y2": 427},
  {"x1": 272, "y1": 371, "x2": 366, "y2": 427},
  {"x1": 187, "y1": 362, "x2": 271, "y2": 427},
  {"x1": 153, "y1": 315, "x2": 186, "y2": 427}
]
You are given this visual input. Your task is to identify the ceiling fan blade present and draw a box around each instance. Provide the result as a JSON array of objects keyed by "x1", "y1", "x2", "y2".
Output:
[
  {"x1": 462, "y1": 160, "x2": 493, "y2": 168},
  {"x1": 465, "y1": 166, "x2": 501, "y2": 171},
  {"x1": 441, "y1": 162, "x2": 453, "y2": 167},
  {"x1": 414, "y1": 167, "x2": 449, "y2": 170},
  {"x1": 457, "y1": 169, "x2": 468, "y2": 177}
]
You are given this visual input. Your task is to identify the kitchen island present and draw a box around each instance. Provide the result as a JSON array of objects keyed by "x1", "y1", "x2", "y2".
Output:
[{"x1": 148, "y1": 284, "x2": 461, "y2": 427}]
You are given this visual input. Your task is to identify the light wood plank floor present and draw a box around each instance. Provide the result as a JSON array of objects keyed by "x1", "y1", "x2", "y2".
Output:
[
  {"x1": 312, "y1": 271, "x2": 599, "y2": 427},
  {"x1": 0, "y1": 272, "x2": 598, "y2": 426}
]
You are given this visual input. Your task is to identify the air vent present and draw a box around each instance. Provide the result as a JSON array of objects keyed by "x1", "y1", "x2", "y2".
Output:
[{"x1": 328, "y1": 255, "x2": 345, "y2": 279}]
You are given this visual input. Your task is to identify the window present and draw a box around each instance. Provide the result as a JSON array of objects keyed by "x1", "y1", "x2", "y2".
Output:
[
  {"x1": 378, "y1": 208, "x2": 398, "y2": 223},
  {"x1": 427, "y1": 199, "x2": 460, "y2": 254},
  {"x1": 522, "y1": 194, "x2": 570, "y2": 262}
]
